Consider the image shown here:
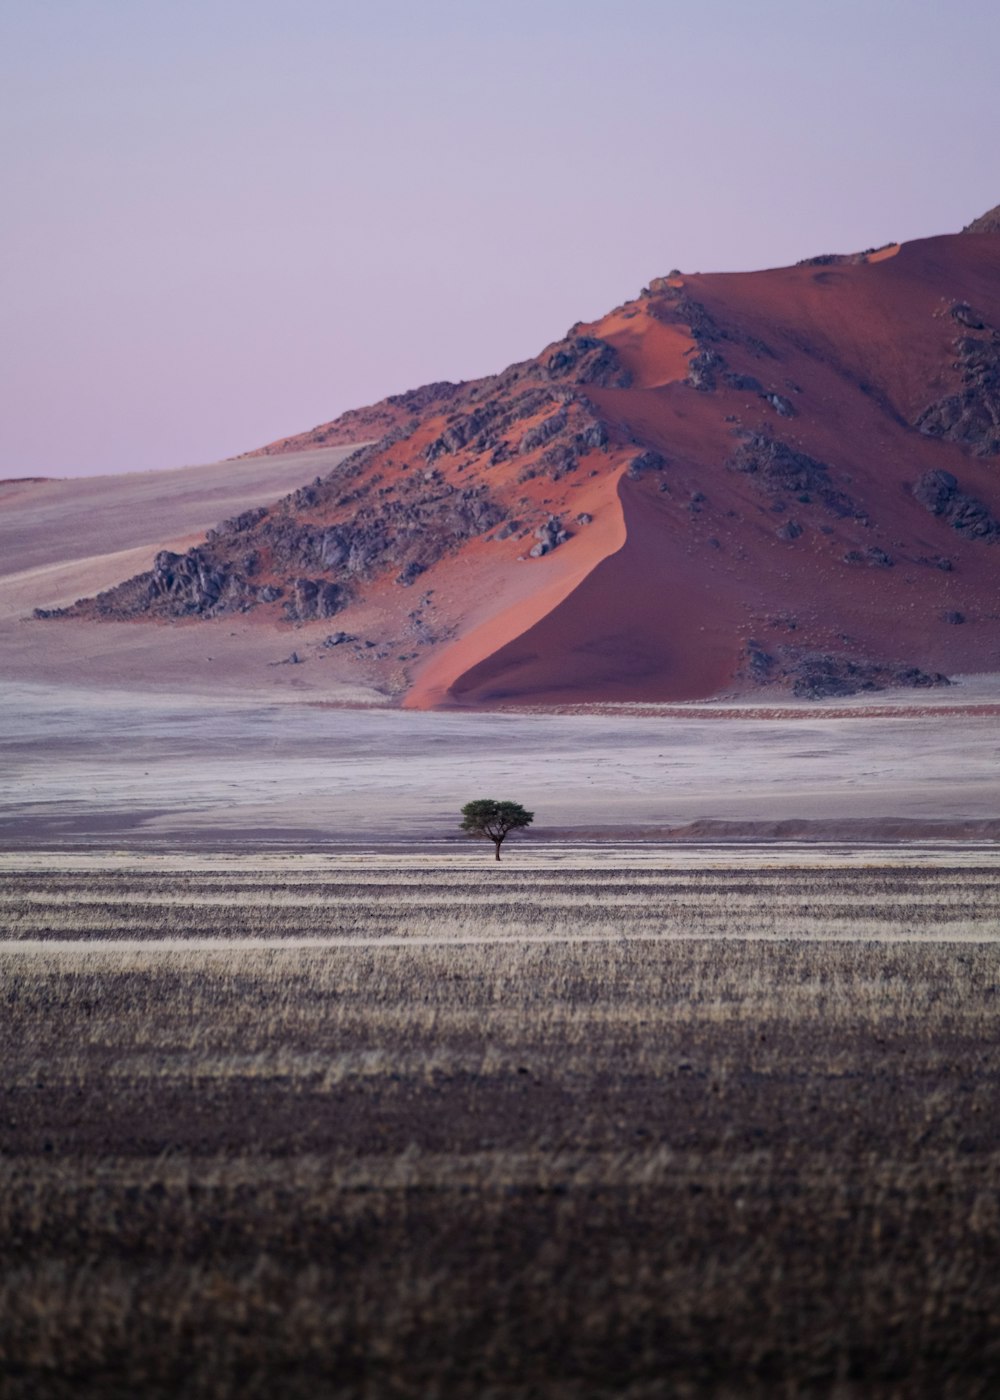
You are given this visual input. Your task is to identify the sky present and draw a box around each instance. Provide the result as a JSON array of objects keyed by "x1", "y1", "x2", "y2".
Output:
[{"x1": 2, "y1": 0, "x2": 999, "y2": 478}]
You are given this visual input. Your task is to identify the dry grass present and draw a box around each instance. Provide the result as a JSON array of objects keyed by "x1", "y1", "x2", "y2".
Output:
[{"x1": 1, "y1": 856, "x2": 999, "y2": 1398}]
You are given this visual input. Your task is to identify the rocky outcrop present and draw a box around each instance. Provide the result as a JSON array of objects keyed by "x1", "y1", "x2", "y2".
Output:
[
  {"x1": 285, "y1": 579, "x2": 345, "y2": 622},
  {"x1": 912, "y1": 470, "x2": 1000, "y2": 540},
  {"x1": 42, "y1": 443, "x2": 509, "y2": 622},
  {"x1": 41, "y1": 305, "x2": 624, "y2": 628},
  {"x1": 741, "y1": 642, "x2": 949, "y2": 699},
  {"x1": 529, "y1": 516, "x2": 571, "y2": 558},
  {"x1": 843, "y1": 546, "x2": 894, "y2": 568},
  {"x1": 687, "y1": 348, "x2": 725, "y2": 391},
  {"x1": 962, "y1": 204, "x2": 1000, "y2": 235},
  {"x1": 519, "y1": 410, "x2": 568, "y2": 455},
  {"x1": 34, "y1": 546, "x2": 271, "y2": 621},
  {"x1": 424, "y1": 389, "x2": 557, "y2": 463},
  {"x1": 626, "y1": 449, "x2": 667, "y2": 478},
  {"x1": 544, "y1": 335, "x2": 632, "y2": 388},
  {"x1": 788, "y1": 654, "x2": 949, "y2": 699},
  {"x1": 729, "y1": 434, "x2": 859, "y2": 518},
  {"x1": 915, "y1": 323, "x2": 1000, "y2": 456}
]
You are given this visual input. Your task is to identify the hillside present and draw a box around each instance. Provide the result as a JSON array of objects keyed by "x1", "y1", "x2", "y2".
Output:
[{"x1": 38, "y1": 208, "x2": 1000, "y2": 708}]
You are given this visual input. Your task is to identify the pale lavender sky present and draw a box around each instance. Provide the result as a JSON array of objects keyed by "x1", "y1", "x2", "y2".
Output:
[{"x1": 3, "y1": 0, "x2": 999, "y2": 478}]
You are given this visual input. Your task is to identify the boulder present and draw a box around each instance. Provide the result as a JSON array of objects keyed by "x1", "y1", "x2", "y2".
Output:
[
  {"x1": 530, "y1": 516, "x2": 571, "y2": 558},
  {"x1": 285, "y1": 578, "x2": 345, "y2": 622},
  {"x1": 627, "y1": 449, "x2": 666, "y2": 478},
  {"x1": 912, "y1": 469, "x2": 1000, "y2": 540}
]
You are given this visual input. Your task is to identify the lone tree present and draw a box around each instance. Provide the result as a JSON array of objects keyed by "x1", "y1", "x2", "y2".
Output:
[{"x1": 460, "y1": 799, "x2": 534, "y2": 861}]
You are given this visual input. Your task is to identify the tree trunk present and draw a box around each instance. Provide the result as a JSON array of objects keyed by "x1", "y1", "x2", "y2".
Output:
[{"x1": 494, "y1": 840, "x2": 502, "y2": 861}]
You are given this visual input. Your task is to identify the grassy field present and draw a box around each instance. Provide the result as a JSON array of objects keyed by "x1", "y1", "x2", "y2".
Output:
[{"x1": 2, "y1": 852, "x2": 999, "y2": 1398}]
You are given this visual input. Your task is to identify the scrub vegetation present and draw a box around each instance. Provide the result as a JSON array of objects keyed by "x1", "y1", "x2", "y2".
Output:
[{"x1": 2, "y1": 855, "x2": 999, "y2": 1398}]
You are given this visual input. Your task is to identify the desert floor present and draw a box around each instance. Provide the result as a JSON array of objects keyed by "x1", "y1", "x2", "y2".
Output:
[
  {"x1": 2, "y1": 852, "x2": 999, "y2": 1398},
  {"x1": 4, "y1": 674, "x2": 1000, "y2": 846}
]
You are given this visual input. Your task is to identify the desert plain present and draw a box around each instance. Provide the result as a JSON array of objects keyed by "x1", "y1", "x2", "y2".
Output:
[{"x1": 3, "y1": 849, "x2": 1000, "y2": 1399}]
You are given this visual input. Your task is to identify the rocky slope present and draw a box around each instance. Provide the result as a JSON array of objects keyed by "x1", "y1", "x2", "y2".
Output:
[{"x1": 40, "y1": 205, "x2": 1000, "y2": 707}]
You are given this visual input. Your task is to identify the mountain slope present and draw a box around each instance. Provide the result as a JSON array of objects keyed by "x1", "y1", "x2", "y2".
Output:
[{"x1": 41, "y1": 212, "x2": 1000, "y2": 708}]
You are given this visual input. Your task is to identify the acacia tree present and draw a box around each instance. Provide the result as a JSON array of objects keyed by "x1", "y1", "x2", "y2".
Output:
[{"x1": 460, "y1": 799, "x2": 534, "y2": 861}]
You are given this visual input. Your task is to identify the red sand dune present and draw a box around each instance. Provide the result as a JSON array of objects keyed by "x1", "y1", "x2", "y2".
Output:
[{"x1": 43, "y1": 207, "x2": 1000, "y2": 709}]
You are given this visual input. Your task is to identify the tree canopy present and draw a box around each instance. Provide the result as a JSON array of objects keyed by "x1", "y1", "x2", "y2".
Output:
[{"x1": 460, "y1": 799, "x2": 534, "y2": 861}]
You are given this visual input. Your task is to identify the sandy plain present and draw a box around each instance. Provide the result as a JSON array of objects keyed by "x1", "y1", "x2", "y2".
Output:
[
  {"x1": 3, "y1": 854, "x2": 1000, "y2": 1398},
  {"x1": 4, "y1": 676, "x2": 1000, "y2": 846}
]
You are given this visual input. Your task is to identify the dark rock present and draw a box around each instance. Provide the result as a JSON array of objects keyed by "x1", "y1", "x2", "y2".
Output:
[
  {"x1": 385, "y1": 381, "x2": 463, "y2": 413},
  {"x1": 519, "y1": 410, "x2": 568, "y2": 455},
  {"x1": 762, "y1": 392, "x2": 797, "y2": 418},
  {"x1": 915, "y1": 333, "x2": 1000, "y2": 455},
  {"x1": 215, "y1": 506, "x2": 268, "y2": 536},
  {"x1": 576, "y1": 512, "x2": 593, "y2": 526},
  {"x1": 794, "y1": 658, "x2": 874, "y2": 698},
  {"x1": 688, "y1": 349, "x2": 725, "y2": 391},
  {"x1": 912, "y1": 469, "x2": 1000, "y2": 540},
  {"x1": 788, "y1": 653, "x2": 949, "y2": 699},
  {"x1": 865, "y1": 546, "x2": 894, "y2": 568},
  {"x1": 671, "y1": 296, "x2": 723, "y2": 343},
  {"x1": 777, "y1": 520, "x2": 802, "y2": 541},
  {"x1": 730, "y1": 434, "x2": 858, "y2": 518},
  {"x1": 744, "y1": 641, "x2": 775, "y2": 681},
  {"x1": 396, "y1": 561, "x2": 426, "y2": 587},
  {"x1": 944, "y1": 611, "x2": 966, "y2": 625},
  {"x1": 320, "y1": 528, "x2": 350, "y2": 569},
  {"x1": 425, "y1": 389, "x2": 558, "y2": 463},
  {"x1": 63, "y1": 545, "x2": 266, "y2": 620},
  {"x1": 952, "y1": 302, "x2": 986, "y2": 330},
  {"x1": 627, "y1": 449, "x2": 666, "y2": 478},
  {"x1": 539, "y1": 442, "x2": 578, "y2": 479},
  {"x1": 963, "y1": 203, "x2": 1000, "y2": 235},
  {"x1": 545, "y1": 335, "x2": 632, "y2": 388},
  {"x1": 574, "y1": 421, "x2": 609, "y2": 452},
  {"x1": 530, "y1": 516, "x2": 571, "y2": 558},
  {"x1": 284, "y1": 578, "x2": 345, "y2": 622},
  {"x1": 323, "y1": 631, "x2": 355, "y2": 646},
  {"x1": 724, "y1": 372, "x2": 763, "y2": 393},
  {"x1": 895, "y1": 667, "x2": 951, "y2": 688}
]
